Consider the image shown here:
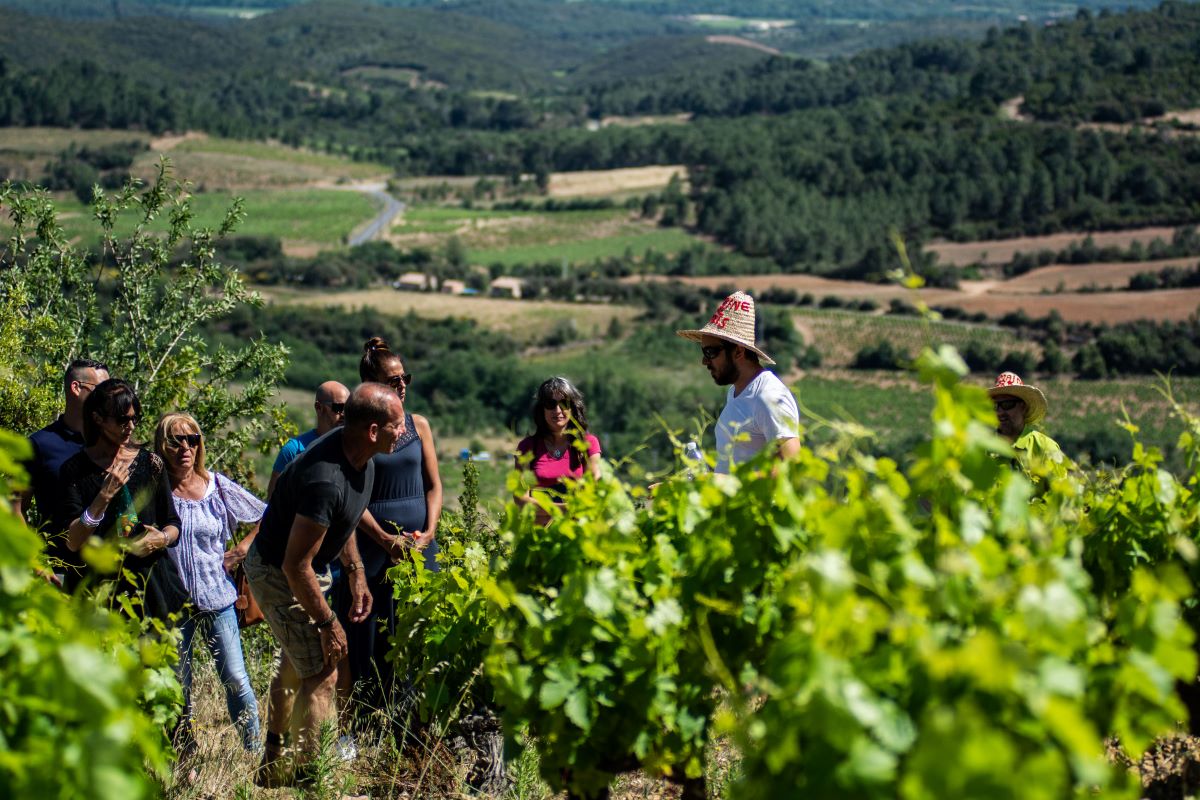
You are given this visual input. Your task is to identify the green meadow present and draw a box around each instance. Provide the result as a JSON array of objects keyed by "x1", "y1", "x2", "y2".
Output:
[{"x1": 55, "y1": 188, "x2": 378, "y2": 246}]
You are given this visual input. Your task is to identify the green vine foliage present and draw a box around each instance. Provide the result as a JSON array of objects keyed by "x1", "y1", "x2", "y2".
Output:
[
  {"x1": 390, "y1": 460, "x2": 505, "y2": 730},
  {"x1": 477, "y1": 346, "x2": 1197, "y2": 799},
  {"x1": 0, "y1": 430, "x2": 180, "y2": 799},
  {"x1": 0, "y1": 164, "x2": 289, "y2": 492}
]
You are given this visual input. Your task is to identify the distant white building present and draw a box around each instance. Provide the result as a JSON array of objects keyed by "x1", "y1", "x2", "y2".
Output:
[
  {"x1": 393, "y1": 272, "x2": 434, "y2": 291},
  {"x1": 441, "y1": 279, "x2": 468, "y2": 295},
  {"x1": 489, "y1": 276, "x2": 525, "y2": 299}
]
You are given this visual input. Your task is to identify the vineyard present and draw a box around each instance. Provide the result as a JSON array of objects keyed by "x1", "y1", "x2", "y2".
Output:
[{"x1": 381, "y1": 347, "x2": 1200, "y2": 799}]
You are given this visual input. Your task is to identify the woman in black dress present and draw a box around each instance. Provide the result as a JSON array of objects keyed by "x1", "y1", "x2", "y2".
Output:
[
  {"x1": 58, "y1": 378, "x2": 185, "y2": 620},
  {"x1": 337, "y1": 337, "x2": 443, "y2": 709}
]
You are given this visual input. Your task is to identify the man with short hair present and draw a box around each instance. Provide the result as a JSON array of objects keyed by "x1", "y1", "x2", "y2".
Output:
[
  {"x1": 16, "y1": 358, "x2": 110, "y2": 580},
  {"x1": 245, "y1": 383, "x2": 405, "y2": 786},
  {"x1": 267, "y1": 381, "x2": 351, "y2": 499},
  {"x1": 677, "y1": 292, "x2": 800, "y2": 473},
  {"x1": 988, "y1": 371, "x2": 1066, "y2": 485}
]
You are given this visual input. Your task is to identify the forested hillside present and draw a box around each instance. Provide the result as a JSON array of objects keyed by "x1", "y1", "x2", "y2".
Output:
[{"x1": 5, "y1": 2, "x2": 1200, "y2": 278}]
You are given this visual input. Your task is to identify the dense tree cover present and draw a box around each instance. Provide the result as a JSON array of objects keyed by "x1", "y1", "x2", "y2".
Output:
[{"x1": 581, "y1": 2, "x2": 1200, "y2": 121}]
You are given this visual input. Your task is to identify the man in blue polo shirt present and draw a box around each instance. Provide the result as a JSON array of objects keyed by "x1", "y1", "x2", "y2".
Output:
[
  {"x1": 15, "y1": 358, "x2": 109, "y2": 581},
  {"x1": 267, "y1": 381, "x2": 350, "y2": 499}
]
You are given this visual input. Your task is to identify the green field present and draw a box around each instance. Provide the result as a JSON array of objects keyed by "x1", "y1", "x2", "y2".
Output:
[
  {"x1": 794, "y1": 308, "x2": 1039, "y2": 367},
  {"x1": 54, "y1": 188, "x2": 378, "y2": 246},
  {"x1": 395, "y1": 204, "x2": 703, "y2": 266}
]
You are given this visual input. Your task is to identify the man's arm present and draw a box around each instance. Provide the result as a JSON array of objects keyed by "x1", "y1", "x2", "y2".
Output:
[
  {"x1": 338, "y1": 532, "x2": 372, "y2": 623},
  {"x1": 12, "y1": 488, "x2": 30, "y2": 524},
  {"x1": 266, "y1": 470, "x2": 282, "y2": 501},
  {"x1": 776, "y1": 437, "x2": 801, "y2": 461},
  {"x1": 280, "y1": 514, "x2": 334, "y2": 624}
]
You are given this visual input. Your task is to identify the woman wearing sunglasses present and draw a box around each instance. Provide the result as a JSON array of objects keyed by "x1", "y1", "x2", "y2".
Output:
[
  {"x1": 57, "y1": 379, "x2": 185, "y2": 619},
  {"x1": 154, "y1": 412, "x2": 265, "y2": 754},
  {"x1": 515, "y1": 376, "x2": 602, "y2": 525},
  {"x1": 340, "y1": 336, "x2": 443, "y2": 710}
]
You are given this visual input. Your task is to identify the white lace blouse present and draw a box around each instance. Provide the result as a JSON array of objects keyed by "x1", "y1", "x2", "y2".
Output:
[{"x1": 167, "y1": 473, "x2": 266, "y2": 612}]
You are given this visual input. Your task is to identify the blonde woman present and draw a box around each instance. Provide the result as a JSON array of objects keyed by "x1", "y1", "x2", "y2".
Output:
[{"x1": 155, "y1": 412, "x2": 264, "y2": 753}]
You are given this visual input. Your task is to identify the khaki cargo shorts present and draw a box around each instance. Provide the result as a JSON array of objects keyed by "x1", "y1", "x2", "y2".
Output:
[{"x1": 244, "y1": 546, "x2": 333, "y2": 680}]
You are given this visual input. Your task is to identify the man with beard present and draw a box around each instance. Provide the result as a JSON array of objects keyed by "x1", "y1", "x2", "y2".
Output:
[{"x1": 677, "y1": 291, "x2": 800, "y2": 474}]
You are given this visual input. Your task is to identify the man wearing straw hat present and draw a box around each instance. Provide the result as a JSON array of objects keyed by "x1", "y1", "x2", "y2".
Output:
[
  {"x1": 677, "y1": 291, "x2": 800, "y2": 474},
  {"x1": 988, "y1": 371, "x2": 1066, "y2": 480}
]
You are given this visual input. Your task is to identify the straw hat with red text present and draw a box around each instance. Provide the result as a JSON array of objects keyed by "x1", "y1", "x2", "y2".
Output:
[
  {"x1": 676, "y1": 291, "x2": 775, "y2": 366},
  {"x1": 988, "y1": 371, "x2": 1047, "y2": 424}
]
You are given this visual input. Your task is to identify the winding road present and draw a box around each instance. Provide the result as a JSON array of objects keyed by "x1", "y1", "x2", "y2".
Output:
[{"x1": 346, "y1": 181, "x2": 405, "y2": 246}]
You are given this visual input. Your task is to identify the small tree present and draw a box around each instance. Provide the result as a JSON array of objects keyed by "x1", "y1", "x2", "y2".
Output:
[{"x1": 0, "y1": 161, "x2": 289, "y2": 483}]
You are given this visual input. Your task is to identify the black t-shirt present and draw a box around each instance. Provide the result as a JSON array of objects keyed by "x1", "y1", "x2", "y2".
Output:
[{"x1": 255, "y1": 428, "x2": 374, "y2": 572}]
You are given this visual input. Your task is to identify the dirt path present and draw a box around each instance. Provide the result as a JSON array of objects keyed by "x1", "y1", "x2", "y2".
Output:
[{"x1": 148, "y1": 131, "x2": 207, "y2": 151}]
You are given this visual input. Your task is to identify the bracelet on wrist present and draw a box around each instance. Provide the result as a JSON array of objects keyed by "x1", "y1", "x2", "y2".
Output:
[
  {"x1": 80, "y1": 507, "x2": 104, "y2": 528},
  {"x1": 314, "y1": 611, "x2": 337, "y2": 629},
  {"x1": 345, "y1": 561, "x2": 365, "y2": 573}
]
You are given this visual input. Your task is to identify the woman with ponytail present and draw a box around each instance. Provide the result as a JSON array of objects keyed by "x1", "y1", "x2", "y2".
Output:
[{"x1": 338, "y1": 336, "x2": 443, "y2": 711}]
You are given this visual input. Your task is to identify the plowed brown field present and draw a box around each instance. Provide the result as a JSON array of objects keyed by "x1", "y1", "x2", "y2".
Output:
[
  {"x1": 928, "y1": 227, "x2": 1185, "y2": 266},
  {"x1": 623, "y1": 273, "x2": 1200, "y2": 323}
]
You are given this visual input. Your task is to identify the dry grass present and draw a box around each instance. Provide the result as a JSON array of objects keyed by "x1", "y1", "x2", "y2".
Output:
[
  {"x1": 1000, "y1": 258, "x2": 1199, "y2": 293},
  {"x1": 939, "y1": 287, "x2": 1200, "y2": 323},
  {"x1": 928, "y1": 227, "x2": 1185, "y2": 266},
  {"x1": 133, "y1": 136, "x2": 388, "y2": 191},
  {"x1": 547, "y1": 166, "x2": 686, "y2": 198},
  {"x1": 171, "y1": 628, "x2": 741, "y2": 799},
  {"x1": 262, "y1": 288, "x2": 642, "y2": 343},
  {"x1": 625, "y1": 273, "x2": 1200, "y2": 323}
]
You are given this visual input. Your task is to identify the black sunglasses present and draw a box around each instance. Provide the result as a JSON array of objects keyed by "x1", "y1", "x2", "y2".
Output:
[
  {"x1": 386, "y1": 373, "x2": 413, "y2": 389},
  {"x1": 108, "y1": 413, "x2": 141, "y2": 426},
  {"x1": 325, "y1": 401, "x2": 346, "y2": 414},
  {"x1": 993, "y1": 398, "x2": 1022, "y2": 413},
  {"x1": 700, "y1": 344, "x2": 728, "y2": 361},
  {"x1": 541, "y1": 399, "x2": 568, "y2": 411},
  {"x1": 167, "y1": 433, "x2": 203, "y2": 449}
]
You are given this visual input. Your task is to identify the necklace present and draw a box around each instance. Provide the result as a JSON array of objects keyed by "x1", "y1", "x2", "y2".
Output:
[{"x1": 546, "y1": 438, "x2": 567, "y2": 459}]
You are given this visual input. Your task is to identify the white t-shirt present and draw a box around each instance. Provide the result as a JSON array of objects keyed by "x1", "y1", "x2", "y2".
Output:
[{"x1": 715, "y1": 370, "x2": 800, "y2": 474}]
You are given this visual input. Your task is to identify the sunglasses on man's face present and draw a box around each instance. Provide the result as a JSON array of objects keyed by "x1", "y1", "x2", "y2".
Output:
[
  {"x1": 167, "y1": 433, "x2": 203, "y2": 449},
  {"x1": 993, "y1": 398, "x2": 1022, "y2": 413},
  {"x1": 324, "y1": 402, "x2": 346, "y2": 414},
  {"x1": 386, "y1": 373, "x2": 413, "y2": 389},
  {"x1": 700, "y1": 344, "x2": 727, "y2": 361}
]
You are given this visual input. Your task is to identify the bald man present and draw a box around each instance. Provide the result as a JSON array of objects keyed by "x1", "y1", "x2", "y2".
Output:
[
  {"x1": 268, "y1": 381, "x2": 351, "y2": 499},
  {"x1": 247, "y1": 383, "x2": 406, "y2": 785}
]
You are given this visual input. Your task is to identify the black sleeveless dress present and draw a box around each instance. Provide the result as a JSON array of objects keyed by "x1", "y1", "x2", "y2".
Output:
[{"x1": 336, "y1": 413, "x2": 438, "y2": 704}]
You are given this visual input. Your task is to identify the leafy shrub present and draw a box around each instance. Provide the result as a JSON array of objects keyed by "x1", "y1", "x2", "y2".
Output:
[
  {"x1": 0, "y1": 431, "x2": 181, "y2": 799},
  {"x1": 852, "y1": 340, "x2": 910, "y2": 370}
]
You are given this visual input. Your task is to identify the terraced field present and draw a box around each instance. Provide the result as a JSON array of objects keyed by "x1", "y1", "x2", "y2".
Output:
[{"x1": 390, "y1": 205, "x2": 701, "y2": 266}]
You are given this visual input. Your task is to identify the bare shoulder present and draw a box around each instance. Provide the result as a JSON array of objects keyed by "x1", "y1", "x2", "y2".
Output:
[{"x1": 413, "y1": 414, "x2": 434, "y2": 437}]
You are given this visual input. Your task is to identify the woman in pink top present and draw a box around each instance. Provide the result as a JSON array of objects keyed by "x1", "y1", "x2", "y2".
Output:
[{"x1": 515, "y1": 377, "x2": 602, "y2": 523}]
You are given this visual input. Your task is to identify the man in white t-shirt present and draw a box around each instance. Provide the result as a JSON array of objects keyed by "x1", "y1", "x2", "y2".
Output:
[{"x1": 677, "y1": 291, "x2": 800, "y2": 473}]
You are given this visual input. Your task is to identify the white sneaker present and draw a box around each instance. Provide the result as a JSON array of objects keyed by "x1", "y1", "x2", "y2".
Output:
[{"x1": 336, "y1": 734, "x2": 358, "y2": 763}]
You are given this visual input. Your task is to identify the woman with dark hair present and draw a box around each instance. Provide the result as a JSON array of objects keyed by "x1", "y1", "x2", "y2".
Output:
[
  {"x1": 338, "y1": 336, "x2": 443, "y2": 710},
  {"x1": 155, "y1": 411, "x2": 263, "y2": 753},
  {"x1": 515, "y1": 376, "x2": 602, "y2": 523},
  {"x1": 57, "y1": 379, "x2": 185, "y2": 619}
]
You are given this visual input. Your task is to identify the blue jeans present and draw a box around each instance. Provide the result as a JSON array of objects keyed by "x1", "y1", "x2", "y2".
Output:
[{"x1": 178, "y1": 604, "x2": 261, "y2": 751}]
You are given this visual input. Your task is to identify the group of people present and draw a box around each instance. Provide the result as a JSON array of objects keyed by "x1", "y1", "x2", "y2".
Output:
[{"x1": 14, "y1": 291, "x2": 1062, "y2": 785}]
